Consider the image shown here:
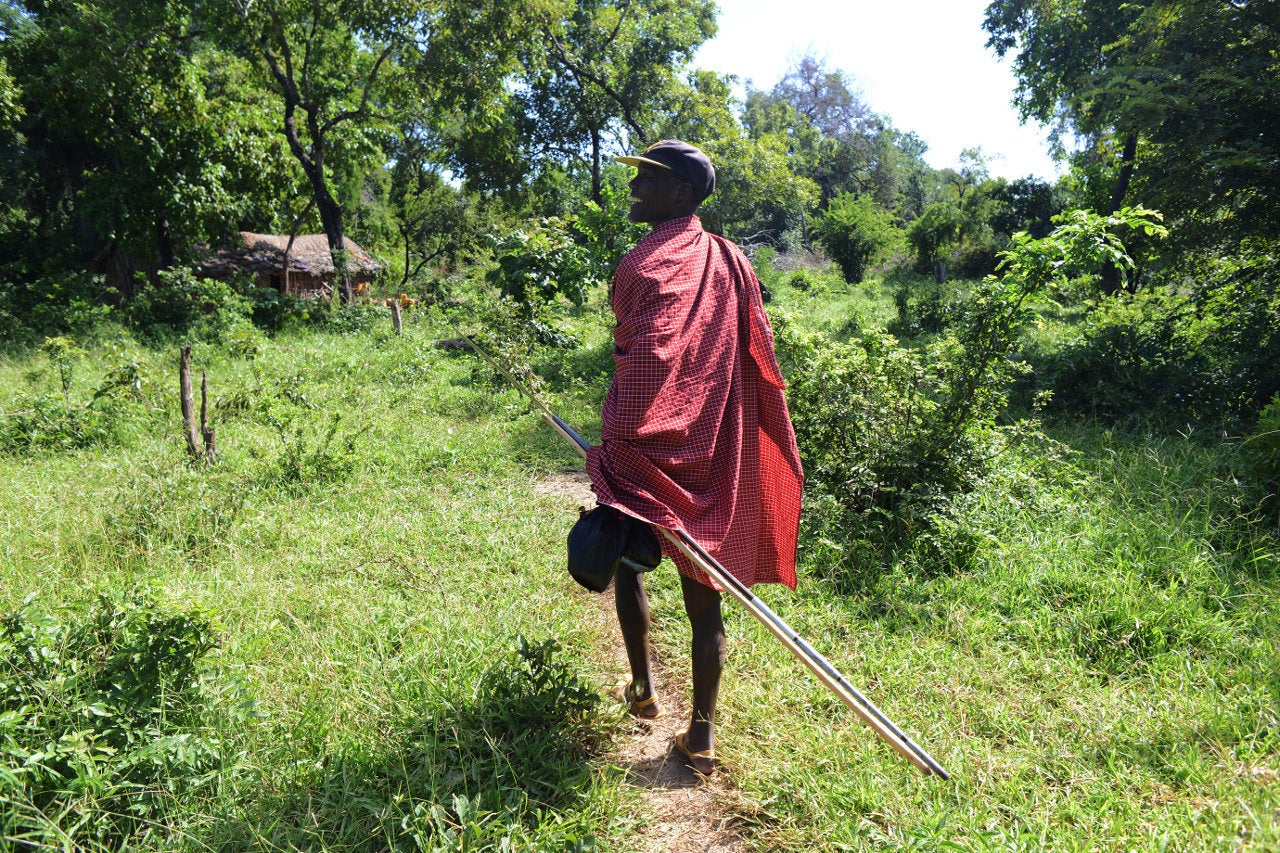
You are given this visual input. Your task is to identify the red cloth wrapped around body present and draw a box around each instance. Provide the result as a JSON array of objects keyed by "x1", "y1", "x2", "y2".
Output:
[{"x1": 586, "y1": 215, "x2": 804, "y2": 589}]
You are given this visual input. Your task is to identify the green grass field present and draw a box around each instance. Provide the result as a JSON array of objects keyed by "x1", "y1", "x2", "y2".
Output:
[{"x1": 1, "y1": 277, "x2": 1277, "y2": 851}]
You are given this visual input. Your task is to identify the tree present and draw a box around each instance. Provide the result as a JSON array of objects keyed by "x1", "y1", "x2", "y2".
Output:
[
  {"x1": 1, "y1": 0, "x2": 295, "y2": 299},
  {"x1": 512, "y1": 0, "x2": 717, "y2": 203},
  {"x1": 907, "y1": 150, "x2": 1005, "y2": 280},
  {"x1": 985, "y1": 0, "x2": 1280, "y2": 268},
  {"x1": 743, "y1": 54, "x2": 929, "y2": 218},
  {"x1": 0, "y1": 57, "x2": 19, "y2": 132},
  {"x1": 386, "y1": 132, "x2": 485, "y2": 290},
  {"x1": 209, "y1": 0, "x2": 542, "y2": 301},
  {"x1": 989, "y1": 176, "x2": 1066, "y2": 240},
  {"x1": 812, "y1": 193, "x2": 901, "y2": 283}
]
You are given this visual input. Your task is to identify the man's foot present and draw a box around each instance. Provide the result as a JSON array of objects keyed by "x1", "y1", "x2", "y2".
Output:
[
  {"x1": 673, "y1": 730, "x2": 716, "y2": 775},
  {"x1": 615, "y1": 679, "x2": 661, "y2": 719}
]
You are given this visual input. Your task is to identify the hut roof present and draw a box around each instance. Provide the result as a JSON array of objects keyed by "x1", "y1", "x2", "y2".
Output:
[{"x1": 198, "y1": 232, "x2": 382, "y2": 278}]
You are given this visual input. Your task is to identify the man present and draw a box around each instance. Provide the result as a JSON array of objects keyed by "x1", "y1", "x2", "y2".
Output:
[{"x1": 586, "y1": 140, "x2": 804, "y2": 775}]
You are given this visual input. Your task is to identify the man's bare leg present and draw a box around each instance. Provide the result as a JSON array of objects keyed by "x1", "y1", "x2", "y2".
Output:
[
  {"x1": 679, "y1": 573, "x2": 724, "y2": 770},
  {"x1": 614, "y1": 568, "x2": 658, "y2": 715}
]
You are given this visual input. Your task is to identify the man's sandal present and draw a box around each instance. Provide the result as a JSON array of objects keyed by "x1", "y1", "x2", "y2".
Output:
[
  {"x1": 673, "y1": 731, "x2": 716, "y2": 775},
  {"x1": 615, "y1": 679, "x2": 661, "y2": 719}
]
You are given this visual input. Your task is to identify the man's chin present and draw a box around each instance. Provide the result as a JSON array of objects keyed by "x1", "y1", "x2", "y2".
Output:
[{"x1": 626, "y1": 204, "x2": 646, "y2": 223}]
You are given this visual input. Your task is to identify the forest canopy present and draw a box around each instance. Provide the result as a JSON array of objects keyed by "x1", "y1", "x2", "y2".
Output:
[{"x1": 0, "y1": 0, "x2": 1276, "y2": 427}]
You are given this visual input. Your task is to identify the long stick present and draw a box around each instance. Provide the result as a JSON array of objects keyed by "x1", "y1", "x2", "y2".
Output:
[{"x1": 459, "y1": 333, "x2": 949, "y2": 779}]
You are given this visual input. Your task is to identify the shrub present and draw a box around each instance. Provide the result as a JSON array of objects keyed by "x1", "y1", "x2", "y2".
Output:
[
  {"x1": 1246, "y1": 394, "x2": 1280, "y2": 520},
  {"x1": 0, "y1": 589, "x2": 235, "y2": 848},
  {"x1": 812, "y1": 193, "x2": 902, "y2": 284},
  {"x1": 777, "y1": 208, "x2": 1167, "y2": 570},
  {"x1": 778, "y1": 323, "x2": 1002, "y2": 557},
  {"x1": 124, "y1": 267, "x2": 251, "y2": 341},
  {"x1": 0, "y1": 344, "x2": 152, "y2": 454},
  {"x1": 0, "y1": 393, "x2": 119, "y2": 453},
  {"x1": 486, "y1": 218, "x2": 599, "y2": 311},
  {"x1": 1032, "y1": 248, "x2": 1280, "y2": 427}
]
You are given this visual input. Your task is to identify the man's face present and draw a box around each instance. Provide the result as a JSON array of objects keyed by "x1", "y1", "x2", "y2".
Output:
[{"x1": 627, "y1": 163, "x2": 690, "y2": 224}]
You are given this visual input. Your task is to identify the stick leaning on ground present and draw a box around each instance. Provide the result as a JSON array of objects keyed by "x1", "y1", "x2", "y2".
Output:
[{"x1": 460, "y1": 332, "x2": 949, "y2": 779}]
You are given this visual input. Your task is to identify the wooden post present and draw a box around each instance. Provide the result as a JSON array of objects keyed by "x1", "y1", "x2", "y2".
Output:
[
  {"x1": 390, "y1": 299, "x2": 403, "y2": 335},
  {"x1": 200, "y1": 371, "x2": 217, "y2": 463},
  {"x1": 180, "y1": 347, "x2": 202, "y2": 461}
]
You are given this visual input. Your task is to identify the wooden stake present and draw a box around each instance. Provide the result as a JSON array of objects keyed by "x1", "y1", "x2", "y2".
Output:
[
  {"x1": 180, "y1": 347, "x2": 202, "y2": 461},
  {"x1": 200, "y1": 371, "x2": 217, "y2": 463}
]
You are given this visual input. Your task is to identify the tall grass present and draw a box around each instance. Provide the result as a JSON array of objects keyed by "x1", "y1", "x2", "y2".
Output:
[{"x1": 1, "y1": 279, "x2": 1277, "y2": 851}]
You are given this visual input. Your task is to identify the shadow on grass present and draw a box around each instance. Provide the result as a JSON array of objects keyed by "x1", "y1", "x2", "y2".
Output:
[{"x1": 213, "y1": 638, "x2": 615, "y2": 851}]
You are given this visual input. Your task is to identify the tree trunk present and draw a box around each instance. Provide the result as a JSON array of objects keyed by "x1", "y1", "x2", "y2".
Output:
[
  {"x1": 1101, "y1": 133, "x2": 1138, "y2": 295},
  {"x1": 155, "y1": 219, "x2": 175, "y2": 270},
  {"x1": 590, "y1": 127, "x2": 603, "y2": 205}
]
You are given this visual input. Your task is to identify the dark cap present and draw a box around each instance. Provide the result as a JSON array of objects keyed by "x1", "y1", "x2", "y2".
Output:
[{"x1": 616, "y1": 139, "x2": 716, "y2": 203}]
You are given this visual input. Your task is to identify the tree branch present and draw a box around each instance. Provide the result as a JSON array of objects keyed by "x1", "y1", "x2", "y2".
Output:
[{"x1": 545, "y1": 29, "x2": 647, "y2": 139}]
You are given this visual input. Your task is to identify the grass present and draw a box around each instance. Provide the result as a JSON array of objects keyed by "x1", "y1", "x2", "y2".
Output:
[{"x1": 1, "y1": 278, "x2": 1278, "y2": 851}]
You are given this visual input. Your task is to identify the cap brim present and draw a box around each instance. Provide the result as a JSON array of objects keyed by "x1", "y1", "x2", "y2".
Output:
[{"x1": 615, "y1": 155, "x2": 672, "y2": 170}]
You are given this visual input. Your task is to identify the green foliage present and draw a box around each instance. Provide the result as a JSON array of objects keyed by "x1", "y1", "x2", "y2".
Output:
[
  {"x1": 124, "y1": 268, "x2": 251, "y2": 341},
  {"x1": 0, "y1": 589, "x2": 233, "y2": 848},
  {"x1": 1247, "y1": 396, "x2": 1280, "y2": 520},
  {"x1": 742, "y1": 53, "x2": 930, "y2": 221},
  {"x1": 906, "y1": 201, "x2": 964, "y2": 273},
  {"x1": 509, "y1": 0, "x2": 717, "y2": 202},
  {"x1": 487, "y1": 218, "x2": 599, "y2": 310},
  {"x1": 778, "y1": 323, "x2": 973, "y2": 553},
  {"x1": 888, "y1": 275, "x2": 965, "y2": 338},
  {"x1": 265, "y1": 409, "x2": 361, "y2": 492},
  {"x1": 40, "y1": 335, "x2": 86, "y2": 406},
  {"x1": 0, "y1": 393, "x2": 119, "y2": 454},
  {"x1": 0, "y1": 342, "x2": 154, "y2": 454},
  {"x1": 0, "y1": 271, "x2": 116, "y2": 341},
  {"x1": 777, "y1": 207, "x2": 1167, "y2": 573},
  {"x1": 812, "y1": 192, "x2": 902, "y2": 283},
  {"x1": 986, "y1": 0, "x2": 1280, "y2": 254},
  {"x1": 1031, "y1": 246, "x2": 1279, "y2": 426}
]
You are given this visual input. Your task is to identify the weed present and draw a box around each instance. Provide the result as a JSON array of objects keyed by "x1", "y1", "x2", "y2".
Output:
[{"x1": 0, "y1": 588, "x2": 239, "y2": 849}]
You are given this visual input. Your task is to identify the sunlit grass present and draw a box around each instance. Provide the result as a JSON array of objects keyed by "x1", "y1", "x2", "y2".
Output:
[{"x1": 2, "y1": 281, "x2": 1277, "y2": 851}]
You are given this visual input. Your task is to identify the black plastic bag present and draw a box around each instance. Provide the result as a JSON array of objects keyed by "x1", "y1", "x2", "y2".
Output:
[{"x1": 567, "y1": 505, "x2": 662, "y2": 593}]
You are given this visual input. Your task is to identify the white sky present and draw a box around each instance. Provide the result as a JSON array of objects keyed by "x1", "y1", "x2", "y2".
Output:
[{"x1": 693, "y1": 0, "x2": 1063, "y2": 181}]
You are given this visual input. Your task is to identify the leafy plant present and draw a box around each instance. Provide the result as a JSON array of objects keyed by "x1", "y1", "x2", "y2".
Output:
[
  {"x1": 0, "y1": 589, "x2": 235, "y2": 849},
  {"x1": 812, "y1": 192, "x2": 902, "y2": 284},
  {"x1": 486, "y1": 217, "x2": 599, "y2": 311},
  {"x1": 263, "y1": 406, "x2": 361, "y2": 490},
  {"x1": 1246, "y1": 394, "x2": 1280, "y2": 520},
  {"x1": 124, "y1": 267, "x2": 251, "y2": 341},
  {"x1": 778, "y1": 208, "x2": 1167, "y2": 569},
  {"x1": 40, "y1": 335, "x2": 86, "y2": 407}
]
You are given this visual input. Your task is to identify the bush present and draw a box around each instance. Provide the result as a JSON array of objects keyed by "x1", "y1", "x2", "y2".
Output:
[
  {"x1": 778, "y1": 324, "x2": 995, "y2": 550},
  {"x1": 812, "y1": 193, "x2": 902, "y2": 284},
  {"x1": 124, "y1": 268, "x2": 251, "y2": 341},
  {"x1": 1032, "y1": 250, "x2": 1280, "y2": 427},
  {"x1": 0, "y1": 589, "x2": 236, "y2": 848},
  {"x1": 1246, "y1": 395, "x2": 1280, "y2": 520},
  {"x1": 0, "y1": 340, "x2": 153, "y2": 454},
  {"x1": 777, "y1": 208, "x2": 1167, "y2": 572}
]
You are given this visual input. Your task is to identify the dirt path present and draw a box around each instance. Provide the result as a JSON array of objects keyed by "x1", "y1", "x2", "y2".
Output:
[{"x1": 534, "y1": 471, "x2": 749, "y2": 853}]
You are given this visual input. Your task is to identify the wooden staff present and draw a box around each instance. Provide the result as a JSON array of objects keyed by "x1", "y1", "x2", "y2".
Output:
[{"x1": 460, "y1": 332, "x2": 950, "y2": 779}]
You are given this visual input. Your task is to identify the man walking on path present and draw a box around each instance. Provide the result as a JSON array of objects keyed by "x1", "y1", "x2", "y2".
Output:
[{"x1": 586, "y1": 140, "x2": 804, "y2": 775}]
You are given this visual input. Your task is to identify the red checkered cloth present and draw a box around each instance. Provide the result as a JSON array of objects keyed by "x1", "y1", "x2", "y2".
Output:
[{"x1": 586, "y1": 215, "x2": 804, "y2": 589}]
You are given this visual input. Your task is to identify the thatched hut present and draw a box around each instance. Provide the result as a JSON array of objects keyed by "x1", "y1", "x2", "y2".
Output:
[{"x1": 198, "y1": 232, "x2": 382, "y2": 298}]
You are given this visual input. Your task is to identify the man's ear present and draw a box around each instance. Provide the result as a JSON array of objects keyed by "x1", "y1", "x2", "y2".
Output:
[{"x1": 676, "y1": 180, "x2": 696, "y2": 209}]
